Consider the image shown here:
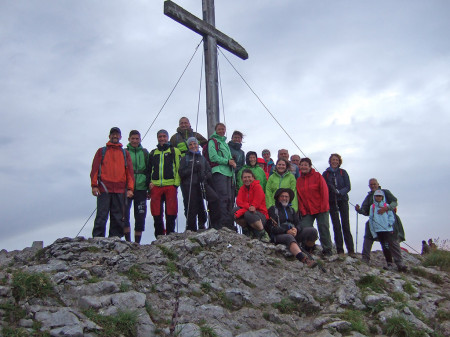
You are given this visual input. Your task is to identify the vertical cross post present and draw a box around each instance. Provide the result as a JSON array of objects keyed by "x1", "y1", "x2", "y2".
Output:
[{"x1": 164, "y1": 0, "x2": 248, "y2": 137}]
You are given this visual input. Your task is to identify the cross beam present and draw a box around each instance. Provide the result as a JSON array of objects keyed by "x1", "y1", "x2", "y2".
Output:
[{"x1": 164, "y1": 0, "x2": 248, "y2": 136}]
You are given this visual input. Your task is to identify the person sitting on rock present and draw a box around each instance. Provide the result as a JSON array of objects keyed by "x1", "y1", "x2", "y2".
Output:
[
  {"x1": 233, "y1": 169, "x2": 269, "y2": 241},
  {"x1": 266, "y1": 188, "x2": 318, "y2": 268}
]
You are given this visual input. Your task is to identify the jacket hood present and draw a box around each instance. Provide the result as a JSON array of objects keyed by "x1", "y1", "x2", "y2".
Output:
[
  {"x1": 372, "y1": 189, "x2": 386, "y2": 206},
  {"x1": 245, "y1": 151, "x2": 258, "y2": 166},
  {"x1": 106, "y1": 141, "x2": 123, "y2": 148},
  {"x1": 126, "y1": 143, "x2": 143, "y2": 151},
  {"x1": 228, "y1": 141, "x2": 242, "y2": 150},
  {"x1": 176, "y1": 126, "x2": 194, "y2": 134},
  {"x1": 325, "y1": 166, "x2": 339, "y2": 173}
]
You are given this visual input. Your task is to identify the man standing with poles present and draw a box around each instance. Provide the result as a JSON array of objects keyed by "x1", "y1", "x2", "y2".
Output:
[{"x1": 90, "y1": 127, "x2": 134, "y2": 238}]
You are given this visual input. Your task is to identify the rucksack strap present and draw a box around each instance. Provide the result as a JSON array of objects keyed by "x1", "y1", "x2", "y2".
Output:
[{"x1": 99, "y1": 146, "x2": 127, "y2": 178}]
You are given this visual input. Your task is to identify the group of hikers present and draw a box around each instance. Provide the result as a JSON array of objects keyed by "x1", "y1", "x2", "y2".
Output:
[{"x1": 90, "y1": 117, "x2": 408, "y2": 271}]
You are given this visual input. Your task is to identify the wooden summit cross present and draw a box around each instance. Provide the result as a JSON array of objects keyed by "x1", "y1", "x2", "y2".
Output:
[{"x1": 164, "y1": 0, "x2": 248, "y2": 137}]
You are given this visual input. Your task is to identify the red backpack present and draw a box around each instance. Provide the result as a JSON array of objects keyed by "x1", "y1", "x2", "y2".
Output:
[{"x1": 202, "y1": 138, "x2": 220, "y2": 168}]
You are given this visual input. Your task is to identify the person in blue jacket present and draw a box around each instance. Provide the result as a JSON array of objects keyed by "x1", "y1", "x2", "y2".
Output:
[{"x1": 322, "y1": 153, "x2": 355, "y2": 256}]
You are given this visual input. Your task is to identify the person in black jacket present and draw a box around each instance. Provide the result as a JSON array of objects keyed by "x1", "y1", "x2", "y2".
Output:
[
  {"x1": 267, "y1": 188, "x2": 318, "y2": 268},
  {"x1": 322, "y1": 153, "x2": 355, "y2": 256},
  {"x1": 179, "y1": 137, "x2": 220, "y2": 231}
]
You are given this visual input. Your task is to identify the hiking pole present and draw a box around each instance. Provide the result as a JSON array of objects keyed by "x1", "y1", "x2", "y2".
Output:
[
  {"x1": 76, "y1": 208, "x2": 97, "y2": 237},
  {"x1": 355, "y1": 211, "x2": 359, "y2": 252},
  {"x1": 199, "y1": 181, "x2": 211, "y2": 229}
]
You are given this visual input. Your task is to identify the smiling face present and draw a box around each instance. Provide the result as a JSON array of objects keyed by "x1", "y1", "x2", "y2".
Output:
[
  {"x1": 232, "y1": 134, "x2": 242, "y2": 143},
  {"x1": 290, "y1": 155, "x2": 300, "y2": 166},
  {"x1": 188, "y1": 141, "x2": 199, "y2": 152},
  {"x1": 157, "y1": 133, "x2": 168, "y2": 146},
  {"x1": 242, "y1": 172, "x2": 254, "y2": 186},
  {"x1": 248, "y1": 154, "x2": 257, "y2": 166},
  {"x1": 215, "y1": 124, "x2": 226, "y2": 137},
  {"x1": 109, "y1": 131, "x2": 121, "y2": 144},
  {"x1": 128, "y1": 134, "x2": 141, "y2": 148},
  {"x1": 262, "y1": 151, "x2": 271, "y2": 161},
  {"x1": 369, "y1": 179, "x2": 379, "y2": 192},
  {"x1": 276, "y1": 160, "x2": 287, "y2": 174},
  {"x1": 374, "y1": 195, "x2": 384, "y2": 203},
  {"x1": 278, "y1": 192, "x2": 290, "y2": 206},
  {"x1": 179, "y1": 117, "x2": 191, "y2": 131},
  {"x1": 299, "y1": 161, "x2": 311, "y2": 175},
  {"x1": 330, "y1": 155, "x2": 340, "y2": 169}
]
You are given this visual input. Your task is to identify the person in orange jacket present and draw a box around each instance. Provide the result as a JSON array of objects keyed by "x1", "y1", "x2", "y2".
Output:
[{"x1": 90, "y1": 127, "x2": 134, "y2": 238}]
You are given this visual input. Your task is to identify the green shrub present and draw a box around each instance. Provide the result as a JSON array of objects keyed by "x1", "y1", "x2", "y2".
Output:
[
  {"x1": 158, "y1": 245, "x2": 178, "y2": 261},
  {"x1": 356, "y1": 274, "x2": 387, "y2": 293},
  {"x1": 11, "y1": 271, "x2": 53, "y2": 302},
  {"x1": 83, "y1": 308, "x2": 139, "y2": 337},
  {"x1": 385, "y1": 315, "x2": 426, "y2": 337},
  {"x1": 122, "y1": 265, "x2": 147, "y2": 282},
  {"x1": 0, "y1": 302, "x2": 26, "y2": 325},
  {"x1": 340, "y1": 309, "x2": 369, "y2": 335}
]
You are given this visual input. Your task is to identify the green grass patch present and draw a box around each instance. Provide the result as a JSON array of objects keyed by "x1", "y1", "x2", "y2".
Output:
[
  {"x1": 85, "y1": 246, "x2": 102, "y2": 253},
  {"x1": 403, "y1": 281, "x2": 416, "y2": 294},
  {"x1": 87, "y1": 276, "x2": 101, "y2": 284},
  {"x1": 423, "y1": 249, "x2": 450, "y2": 272},
  {"x1": 11, "y1": 271, "x2": 54, "y2": 302},
  {"x1": 339, "y1": 309, "x2": 369, "y2": 335},
  {"x1": 235, "y1": 275, "x2": 256, "y2": 288},
  {"x1": 391, "y1": 291, "x2": 406, "y2": 302},
  {"x1": 410, "y1": 267, "x2": 444, "y2": 284},
  {"x1": 1, "y1": 326, "x2": 29, "y2": 337},
  {"x1": 122, "y1": 265, "x2": 147, "y2": 282},
  {"x1": 356, "y1": 274, "x2": 387, "y2": 293},
  {"x1": 272, "y1": 298, "x2": 298, "y2": 314},
  {"x1": 83, "y1": 308, "x2": 139, "y2": 337},
  {"x1": 119, "y1": 282, "x2": 131, "y2": 292},
  {"x1": 201, "y1": 282, "x2": 212, "y2": 293},
  {"x1": 166, "y1": 261, "x2": 177, "y2": 275},
  {"x1": 0, "y1": 302, "x2": 27, "y2": 325},
  {"x1": 217, "y1": 291, "x2": 234, "y2": 310},
  {"x1": 199, "y1": 324, "x2": 218, "y2": 337},
  {"x1": 158, "y1": 245, "x2": 178, "y2": 261},
  {"x1": 436, "y1": 309, "x2": 450, "y2": 321},
  {"x1": 385, "y1": 315, "x2": 426, "y2": 337}
]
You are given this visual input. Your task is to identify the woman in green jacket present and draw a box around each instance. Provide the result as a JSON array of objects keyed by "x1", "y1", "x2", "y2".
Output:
[
  {"x1": 237, "y1": 151, "x2": 267, "y2": 191},
  {"x1": 265, "y1": 158, "x2": 298, "y2": 212}
]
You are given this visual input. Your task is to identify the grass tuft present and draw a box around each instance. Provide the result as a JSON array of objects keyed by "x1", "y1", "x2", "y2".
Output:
[
  {"x1": 385, "y1": 315, "x2": 426, "y2": 337},
  {"x1": 11, "y1": 271, "x2": 53, "y2": 302},
  {"x1": 356, "y1": 274, "x2": 387, "y2": 293},
  {"x1": 83, "y1": 308, "x2": 139, "y2": 337}
]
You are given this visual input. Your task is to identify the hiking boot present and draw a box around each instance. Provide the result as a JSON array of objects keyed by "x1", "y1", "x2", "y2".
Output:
[
  {"x1": 302, "y1": 256, "x2": 318, "y2": 268},
  {"x1": 383, "y1": 263, "x2": 396, "y2": 271},
  {"x1": 397, "y1": 264, "x2": 408, "y2": 272}
]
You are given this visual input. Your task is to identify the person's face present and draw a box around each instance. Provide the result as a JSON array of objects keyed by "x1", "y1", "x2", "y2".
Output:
[
  {"x1": 157, "y1": 133, "x2": 168, "y2": 146},
  {"x1": 374, "y1": 195, "x2": 383, "y2": 202},
  {"x1": 291, "y1": 155, "x2": 300, "y2": 166},
  {"x1": 216, "y1": 125, "x2": 226, "y2": 137},
  {"x1": 330, "y1": 156, "x2": 340, "y2": 169},
  {"x1": 278, "y1": 192, "x2": 290, "y2": 205},
  {"x1": 369, "y1": 179, "x2": 379, "y2": 192},
  {"x1": 248, "y1": 154, "x2": 257, "y2": 166},
  {"x1": 262, "y1": 152, "x2": 271, "y2": 161},
  {"x1": 278, "y1": 150, "x2": 289, "y2": 160},
  {"x1": 179, "y1": 118, "x2": 190, "y2": 130},
  {"x1": 242, "y1": 172, "x2": 254, "y2": 186},
  {"x1": 109, "y1": 132, "x2": 121, "y2": 144},
  {"x1": 188, "y1": 141, "x2": 199, "y2": 152},
  {"x1": 299, "y1": 161, "x2": 311, "y2": 175},
  {"x1": 276, "y1": 160, "x2": 287, "y2": 173},
  {"x1": 257, "y1": 163, "x2": 265, "y2": 170},
  {"x1": 232, "y1": 134, "x2": 242, "y2": 143},
  {"x1": 128, "y1": 134, "x2": 141, "y2": 148}
]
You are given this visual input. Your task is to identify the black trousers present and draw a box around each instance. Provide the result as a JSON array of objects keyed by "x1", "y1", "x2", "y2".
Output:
[
  {"x1": 93, "y1": 192, "x2": 126, "y2": 238},
  {"x1": 181, "y1": 184, "x2": 207, "y2": 232},
  {"x1": 329, "y1": 199, "x2": 354, "y2": 253},
  {"x1": 126, "y1": 190, "x2": 147, "y2": 232}
]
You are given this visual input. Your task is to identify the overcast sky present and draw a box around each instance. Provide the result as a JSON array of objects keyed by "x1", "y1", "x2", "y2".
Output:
[{"x1": 1, "y1": 0, "x2": 449, "y2": 253}]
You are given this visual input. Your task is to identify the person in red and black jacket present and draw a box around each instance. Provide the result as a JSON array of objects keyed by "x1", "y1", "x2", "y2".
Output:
[
  {"x1": 90, "y1": 127, "x2": 134, "y2": 238},
  {"x1": 233, "y1": 169, "x2": 269, "y2": 240},
  {"x1": 296, "y1": 157, "x2": 333, "y2": 257}
]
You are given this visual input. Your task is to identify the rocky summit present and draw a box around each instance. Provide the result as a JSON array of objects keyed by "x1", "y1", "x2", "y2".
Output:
[{"x1": 0, "y1": 229, "x2": 449, "y2": 337}]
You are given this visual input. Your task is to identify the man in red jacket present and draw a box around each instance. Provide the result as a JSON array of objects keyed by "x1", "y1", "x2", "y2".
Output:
[
  {"x1": 90, "y1": 127, "x2": 134, "y2": 238},
  {"x1": 296, "y1": 158, "x2": 333, "y2": 256}
]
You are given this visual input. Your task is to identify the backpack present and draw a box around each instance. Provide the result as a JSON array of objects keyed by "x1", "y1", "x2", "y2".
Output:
[
  {"x1": 202, "y1": 138, "x2": 220, "y2": 168},
  {"x1": 98, "y1": 146, "x2": 127, "y2": 179},
  {"x1": 131, "y1": 148, "x2": 149, "y2": 175}
]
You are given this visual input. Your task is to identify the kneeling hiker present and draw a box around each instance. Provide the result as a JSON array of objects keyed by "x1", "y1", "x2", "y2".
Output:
[
  {"x1": 233, "y1": 169, "x2": 269, "y2": 240},
  {"x1": 267, "y1": 188, "x2": 318, "y2": 268}
]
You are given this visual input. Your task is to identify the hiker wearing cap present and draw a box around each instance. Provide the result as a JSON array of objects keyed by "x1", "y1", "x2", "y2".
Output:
[
  {"x1": 169, "y1": 117, "x2": 207, "y2": 157},
  {"x1": 265, "y1": 158, "x2": 298, "y2": 213},
  {"x1": 322, "y1": 153, "x2": 355, "y2": 256},
  {"x1": 90, "y1": 127, "x2": 134, "y2": 238},
  {"x1": 179, "y1": 137, "x2": 220, "y2": 231},
  {"x1": 124, "y1": 130, "x2": 149, "y2": 244},
  {"x1": 208, "y1": 123, "x2": 236, "y2": 230},
  {"x1": 148, "y1": 129, "x2": 181, "y2": 237},
  {"x1": 297, "y1": 157, "x2": 333, "y2": 257},
  {"x1": 369, "y1": 190, "x2": 397, "y2": 270},
  {"x1": 355, "y1": 178, "x2": 407, "y2": 271},
  {"x1": 266, "y1": 188, "x2": 318, "y2": 268},
  {"x1": 261, "y1": 149, "x2": 274, "y2": 178},
  {"x1": 236, "y1": 151, "x2": 267, "y2": 191},
  {"x1": 233, "y1": 169, "x2": 269, "y2": 240},
  {"x1": 228, "y1": 130, "x2": 245, "y2": 189}
]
